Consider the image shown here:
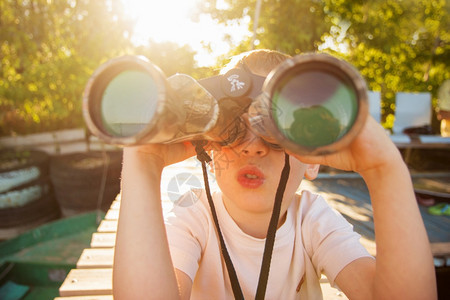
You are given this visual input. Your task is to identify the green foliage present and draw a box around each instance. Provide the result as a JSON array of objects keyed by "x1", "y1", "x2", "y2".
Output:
[
  {"x1": 197, "y1": 0, "x2": 450, "y2": 130},
  {"x1": 133, "y1": 40, "x2": 218, "y2": 80},
  {"x1": 324, "y1": 0, "x2": 450, "y2": 128},
  {"x1": 198, "y1": 0, "x2": 331, "y2": 55},
  {"x1": 2, "y1": 0, "x2": 449, "y2": 136},
  {"x1": 0, "y1": 0, "x2": 135, "y2": 135},
  {"x1": 0, "y1": 0, "x2": 199, "y2": 136},
  {"x1": 134, "y1": 41, "x2": 196, "y2": 77}
]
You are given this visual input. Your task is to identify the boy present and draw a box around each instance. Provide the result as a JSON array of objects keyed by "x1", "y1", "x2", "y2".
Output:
[{"x1": 113, "y1": 50, "x2": 437, "y2": 299}]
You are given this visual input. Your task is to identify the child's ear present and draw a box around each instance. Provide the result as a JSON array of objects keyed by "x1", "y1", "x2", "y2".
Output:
[{"x1": 304, "y1": 164, "x2": 320, "y2": 180}]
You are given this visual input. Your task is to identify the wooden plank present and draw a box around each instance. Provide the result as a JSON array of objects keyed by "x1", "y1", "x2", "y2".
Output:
[
  {"x1": 77, "y1": 248, "x2": 114, "y2": 269},
  {"x1": 418, "y1": 205, "x2": 450, "y2": 243},
  {"x1": 90, "y1": 233, "x2": 116, "y2": 248},
  {"x1": 97, "y1": 220, "x2": 117, "y2": 233},
  {"x1": 305, "y1": 176, "x2": 450, "y2": 258},
  {"x1": 110, "y1": 200, "x2": 120, "y2": 210},
  {"x1": 0, "y1": 128, "x2": 85, "y2": 148},
  {"x1": 0, "y1": 128, "x2": 122, "y2": 155},
  {"x1": 59, "y1": 142, "x2": 88, "y2": 154},
  {"x1": 414, "y1": 177, "x2": 450, "y2": 193},
  {"x1": 104, "y1": 209, "x2": 119, "y2": 220},
  {"x1": 59, "y1": 268, "x2": 112, "y2": 297},
  {"x1": 88, "y1": 136, "x2": 120, "y2": 152},
  {"x1": 57, "y1": 269, "x2": 347, "y2": 299},
  {"x1": 431, "y1": 242, "x2": 450, "y2": 256},
  {"x1": 88, "y1": 142, "x2": 120, "y2": 152},
  {"x1": 394, "y1": 139, "x2": 450, "y2": 149},
  {"x1": 29, "y1": 144, "x2": 60, "y2": 155},
  {"x1": 0, "y1": 131, "x2": 55, "y2": 147},
  {"x1": 55, "y1": 296, "x2": 113, "y2": 300},
  {"x1": 53, "y1": 128, "x2": 86, "y2": 142}
]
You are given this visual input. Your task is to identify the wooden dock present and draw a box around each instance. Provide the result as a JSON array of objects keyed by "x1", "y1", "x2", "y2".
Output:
[
  {"x1": 303, "y1": 173, "x2": 450, "y2": 259},
  {"x1": 55, "y1": 198, "x2": 119, "y2": 299},
  {"x1": 56, "y1": 168, "x2": 450, "y2": 299}
]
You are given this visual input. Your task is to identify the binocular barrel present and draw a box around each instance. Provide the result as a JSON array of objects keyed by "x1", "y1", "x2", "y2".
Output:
[
  {"x1": 83, "y1": 53, "x2": 368, "y2": 155},
  {"x1": 83, "y1": 56, "x2": 223, "y2": 146},
  {"x1": 249, "y1": 53, "x2": 368, "y2": 155}
]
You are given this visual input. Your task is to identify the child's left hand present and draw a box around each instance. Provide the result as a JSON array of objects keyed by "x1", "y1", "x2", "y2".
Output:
[{"x1": 287, "y1": 116, "x2": 402, "y2": 176}]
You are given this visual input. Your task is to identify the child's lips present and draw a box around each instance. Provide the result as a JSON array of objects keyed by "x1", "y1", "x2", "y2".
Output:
[{"x1": 237, "y1": 166, "x2": 265, "y2": 188}]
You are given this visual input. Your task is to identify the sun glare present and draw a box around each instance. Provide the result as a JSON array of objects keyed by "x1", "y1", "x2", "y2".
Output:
[{"x1": 121, "y1": 0, "x2": 250, "y2": 67}]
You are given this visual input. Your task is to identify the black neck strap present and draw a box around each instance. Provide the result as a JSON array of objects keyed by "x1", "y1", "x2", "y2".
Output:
[
  {"x1": 255, "y1": 152, "x2": 290, "y2": 299},
  {"x1": 193, "y1": 141, "x2": 291, "y2": 300}
]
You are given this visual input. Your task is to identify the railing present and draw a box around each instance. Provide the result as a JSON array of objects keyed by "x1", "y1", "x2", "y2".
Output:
[{"x1": 0, "y1": 128, "x2": 118, "y2": 155}]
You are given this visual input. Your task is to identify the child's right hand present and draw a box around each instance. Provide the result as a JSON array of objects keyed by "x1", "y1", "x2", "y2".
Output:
[{"x1": 123, "y1": 141, "x2": 198, "y2": 171}]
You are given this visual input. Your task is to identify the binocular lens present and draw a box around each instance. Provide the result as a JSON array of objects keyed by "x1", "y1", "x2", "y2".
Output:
[
  {"x1": 101, "y1": 70, "x2": 159, "y2": 137},
  {"x1": 271, "y1": 70, "x2": 358, "y2": 148}
]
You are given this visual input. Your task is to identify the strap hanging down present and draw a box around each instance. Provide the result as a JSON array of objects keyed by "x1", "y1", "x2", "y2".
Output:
[
  {"x1": 255, "y1": 153, "x2": 290, "y2": 300},
  {"x1": 193, "y1": 141, "x2": 244, "y2": 299},
  {"x1": 193, "y1": 141, "x2": 291, "y2": 300}
]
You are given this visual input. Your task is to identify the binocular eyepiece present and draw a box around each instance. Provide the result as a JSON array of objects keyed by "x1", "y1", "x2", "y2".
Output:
[{"x1": 83, "y1": 53, "x2": 368, "y2": 155}]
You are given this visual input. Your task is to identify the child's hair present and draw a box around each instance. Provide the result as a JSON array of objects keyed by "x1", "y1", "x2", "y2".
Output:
[{"x1": 221, "y1": 49, "x2": 292, "y2": 76}]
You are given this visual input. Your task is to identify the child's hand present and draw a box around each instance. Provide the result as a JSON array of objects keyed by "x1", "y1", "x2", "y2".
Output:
[
  {"x1": 287, "y1": 116, "x2": 402, "y2": 175},
  {"x1": 124, "y1": 141, "x2": 198, "y2": 170}
]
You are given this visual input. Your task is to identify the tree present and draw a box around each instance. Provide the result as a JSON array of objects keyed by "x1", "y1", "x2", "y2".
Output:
[
  {"x1": 196, "y1": 0, "x2": 331, "y2": 56},
  {"x1": 197, "y1": 0, "x2": 450, "y2": 129},
  {"x1": 0, "y1": 0, "x2": 134, "y2": 135},
  {"x1": 134, "y1": 40, "x2": 196, "y2": 77},
  {"x1": 322, "y1": 0, "x2": 450, "y2": 128}
]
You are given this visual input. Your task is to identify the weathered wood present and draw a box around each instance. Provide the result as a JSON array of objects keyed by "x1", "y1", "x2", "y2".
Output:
[
  {"x1": 58, "y1": 142, "x2": 89, "y2": 154},
  {"x1": 0, "y1": 129, "x2": 86, "y2": 154},
  {"x1": 59, "y1": 268, "x2": 112, "y2": 296},
  {"x1": 430, "y1": 242, "x2": 450, "y2": 256},
  {"x1": 394, "y1": 137, "x2": 450, "y2": 149},
  {"x1": 414, "y1": 178, "x2": 450, "y2": 193},
  {"x1": 58, "y1": 170, "x2": 449, "y2": 299},
  {"x1": 303, "y1": 175, "x2": 450, "y2": 258},
  {"x1": 90, "y1": 233, "x2": 116, "y2": 248},
  {"x1": 104, "y1": 210, "x2": 119, "y2": 221},
  {"x1": 77, "y1": 248, "x2": 114, "y2": 269},
  {"x1": 97, "y1": 220, "x2": 117, "y2": 233},
  {"x1": 0, "y1": 128, "x2": 119, "y2": 155},
  {"x1": 88, "y1": 136, "x2": 119, "y2": 152},
  {"x1": 110, "y1": 200, "x2": 120, "y2": 210}
]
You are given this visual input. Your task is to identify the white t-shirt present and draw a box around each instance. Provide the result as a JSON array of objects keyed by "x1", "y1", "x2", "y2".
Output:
[{"x1": 165, "y1": 189, "x2": 372, "y2": 299}]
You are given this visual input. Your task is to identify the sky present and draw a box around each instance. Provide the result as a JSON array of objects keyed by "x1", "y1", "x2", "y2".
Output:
[{"x1": 120, "y1": 0, "x2": 251, "y2": 67}]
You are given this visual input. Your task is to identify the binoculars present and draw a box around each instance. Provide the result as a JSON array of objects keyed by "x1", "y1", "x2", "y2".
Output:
[{"x1": 83, "y1": 53, "x2": 368, "y2": 155}]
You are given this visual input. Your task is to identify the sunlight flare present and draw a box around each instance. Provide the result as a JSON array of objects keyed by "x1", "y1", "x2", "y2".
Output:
[{"x1": 121, "y1": 0, "x2": 250, "y2": 66}]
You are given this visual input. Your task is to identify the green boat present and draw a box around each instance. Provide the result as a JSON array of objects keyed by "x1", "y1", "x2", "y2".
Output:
[{"x1": 0, "y1": 211, "x2": 104, "y2": 300}]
